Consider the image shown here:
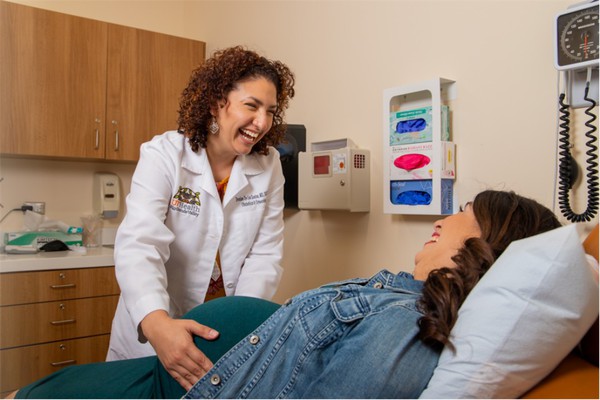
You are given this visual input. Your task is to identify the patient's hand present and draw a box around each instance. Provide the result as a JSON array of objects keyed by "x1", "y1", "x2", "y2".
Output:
[{"x1": 140, "y1": 310, "x2": 220, "y2": 391}]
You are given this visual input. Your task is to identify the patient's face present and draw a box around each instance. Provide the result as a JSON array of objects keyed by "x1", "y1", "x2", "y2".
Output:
[{"x1": 412, "y1": 203, "x2": 481, "y2": 280}]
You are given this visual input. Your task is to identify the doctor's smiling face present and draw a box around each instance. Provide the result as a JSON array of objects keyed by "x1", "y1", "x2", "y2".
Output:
[
  {"x1": 412, "y1": 203, "x2": 482, "y2": 280},
  {"x1": 209, "y1": 77, "x2": 277, "y2": 158}
]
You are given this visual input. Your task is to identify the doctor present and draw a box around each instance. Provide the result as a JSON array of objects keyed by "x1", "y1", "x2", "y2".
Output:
[{"x1": 107, "y1": 46, "x2": 296, "y2": 390}]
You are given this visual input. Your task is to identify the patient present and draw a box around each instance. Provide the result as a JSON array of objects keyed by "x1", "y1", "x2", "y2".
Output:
[{"x1": 9, "y1": 190, "x2": 561, "y2": 399}]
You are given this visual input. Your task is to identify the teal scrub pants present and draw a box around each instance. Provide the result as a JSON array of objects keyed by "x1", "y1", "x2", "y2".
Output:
[{"x1": 16, "y1": 296, "x2": 280, "y2": 399}]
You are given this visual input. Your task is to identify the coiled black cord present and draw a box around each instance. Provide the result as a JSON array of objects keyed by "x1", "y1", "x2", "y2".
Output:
[{"x1": 557, "y1": 82, "x2": 599, "y2": 222}]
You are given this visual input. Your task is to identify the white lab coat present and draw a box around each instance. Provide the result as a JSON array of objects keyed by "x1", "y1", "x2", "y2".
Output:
[{"x1": 107, "y1": 131, "x2": 284, "y2": 360}]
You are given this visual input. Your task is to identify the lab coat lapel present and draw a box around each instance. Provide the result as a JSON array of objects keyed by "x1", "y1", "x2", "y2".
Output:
[
  {"x1": 181, "y1": 146, "x2": 220, "y2": 201},
  {"x1": 222, "y1": 155, "x2": 264, "y2": 207}
]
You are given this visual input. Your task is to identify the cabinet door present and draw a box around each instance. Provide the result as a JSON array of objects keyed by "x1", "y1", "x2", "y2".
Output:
[
  {"x1": 105, "y1": 24, "x2": 205, "y2": 161},
  {"x1": 0, "y1": 2, "x2": 108, "y2": 159}
]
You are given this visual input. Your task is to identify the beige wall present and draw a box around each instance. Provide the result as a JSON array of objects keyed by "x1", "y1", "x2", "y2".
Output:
[{"x1": 1, "y1": 0, "x2": 597, "y2": 303}]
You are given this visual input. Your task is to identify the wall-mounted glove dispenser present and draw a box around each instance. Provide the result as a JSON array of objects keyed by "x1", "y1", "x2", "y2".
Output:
[
  {"x1": 383, "y1": 77, "x2": 457, "y2": 215},
  {"x1": 298, "y1": 138, "x2": 370, "y2": 212}
]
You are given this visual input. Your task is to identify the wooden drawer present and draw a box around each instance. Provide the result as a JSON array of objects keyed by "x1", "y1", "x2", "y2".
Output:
[
  {"x1": 0, "y1": 334, "x2": 110, "y2": 393},
  {"x1": 0, "y1": 295, "x2": 118, "y2": 348},
  {"x1": 0, "y1": 266, "x2": 119, "y2": 306}
]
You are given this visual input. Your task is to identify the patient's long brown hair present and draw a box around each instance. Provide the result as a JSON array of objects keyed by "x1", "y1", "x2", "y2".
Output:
[{"x1": 417, "y1": 190, "x2": 561, "y2": 350}]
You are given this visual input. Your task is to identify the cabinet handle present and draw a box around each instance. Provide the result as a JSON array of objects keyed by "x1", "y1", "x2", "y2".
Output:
[
  {"x1": 50, "y1": 319, "x2": 76, "y2": 325},
  {"x1": 94, "y1": 118, "x2": 101, "y2": 149},
  {"x1": 50, "y1": 283, "x2": 76, "y2": 289},
  {"x1": 51, "y1": 360, "x2": 76, "y2": 367},
  {"x1": 112, "y1": 120, "x2": 119, "y2": 151}
]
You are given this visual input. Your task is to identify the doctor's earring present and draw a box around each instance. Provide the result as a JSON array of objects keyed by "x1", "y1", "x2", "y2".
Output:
[{"x1": 208, "y1": 118, "x2": 220, "y2": 135}]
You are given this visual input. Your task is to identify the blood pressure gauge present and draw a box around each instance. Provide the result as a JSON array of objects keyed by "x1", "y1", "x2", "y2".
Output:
[{"x1": 555, "y1": 1, "x2": 599, "y2": 70}]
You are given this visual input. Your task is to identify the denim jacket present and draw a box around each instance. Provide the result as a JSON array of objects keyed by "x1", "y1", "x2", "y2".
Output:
[{"x1": 185, "y1": 270, "x2": 440, "y2": 399}]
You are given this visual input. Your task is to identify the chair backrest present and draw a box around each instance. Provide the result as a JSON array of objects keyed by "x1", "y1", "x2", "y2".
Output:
[
  {"x1": 580, "y1": 224, "x2": 599, "y2": 366},
  {"x1": 583, "y1": 224, "x2": 599, "y2": 261}
]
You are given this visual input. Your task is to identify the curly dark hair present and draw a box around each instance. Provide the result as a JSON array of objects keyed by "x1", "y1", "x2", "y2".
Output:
[
  {"x1": 177, "y1": 46, "x2": 296, "y2": 155},
  {"x1": 417, "y1": 190, "x2": 561, "y2": 351}
]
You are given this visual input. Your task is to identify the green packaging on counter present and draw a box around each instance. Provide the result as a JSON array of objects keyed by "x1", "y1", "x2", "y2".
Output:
[{"x1": 6, "y1": 231, "x2": 83, "y2": 248}]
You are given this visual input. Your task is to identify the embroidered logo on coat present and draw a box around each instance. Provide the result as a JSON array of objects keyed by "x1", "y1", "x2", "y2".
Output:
[{"x1": 170, "y1": 186, "x2": 201, "y2": 216}]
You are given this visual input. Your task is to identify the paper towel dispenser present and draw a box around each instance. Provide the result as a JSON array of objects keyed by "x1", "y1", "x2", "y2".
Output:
[
  {"x1": 93, "y1": 172, "x2": 120, "y2": 218},
  {"x1": 298, "y1": 138, "x2": 370, "y2": 212}
]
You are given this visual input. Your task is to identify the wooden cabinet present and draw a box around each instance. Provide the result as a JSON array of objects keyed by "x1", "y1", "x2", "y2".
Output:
[
  {"x1": 104, "y1": 24, "x2": 205, "y2": 161},
  {"x1": 0, "y1": 1, "x2": 205, "y2": 161},
  {"x1": 0, "y1": 267, "x2": 120, "y2": 395},
  {"x1": 0, "y1": 1, "x2": 107, "y2": 160}
]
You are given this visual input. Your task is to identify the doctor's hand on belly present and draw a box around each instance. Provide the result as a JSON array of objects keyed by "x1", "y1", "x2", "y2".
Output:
[{"x1": 140, "y1": 310, "x2": 220, "y2": 390}]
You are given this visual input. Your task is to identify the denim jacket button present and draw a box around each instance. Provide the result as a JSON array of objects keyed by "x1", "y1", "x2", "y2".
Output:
[
  {"x1": 249, "y1": 335, "x2": 260, "y2": 345},
  {"x1": 374, "y1": 282, "x2": 384, "y2": 289},
  {"x1": 210, "y1": 374, "x2": 221, "y2": 385}
]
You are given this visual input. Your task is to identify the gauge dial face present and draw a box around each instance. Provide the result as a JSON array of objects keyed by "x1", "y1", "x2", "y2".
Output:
[{"x1": 556, "y1": 4, "x2": 599, "y2": 69}]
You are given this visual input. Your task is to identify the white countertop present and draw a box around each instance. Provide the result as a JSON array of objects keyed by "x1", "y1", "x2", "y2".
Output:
[{"x1": 0, "y1": 246, "x2": 115, "y2": 273}]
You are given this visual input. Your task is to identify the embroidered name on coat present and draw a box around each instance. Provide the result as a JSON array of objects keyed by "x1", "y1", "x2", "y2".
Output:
[
  {"x1": 170, "y1": 186, "x2": 201, "y2": 216},
  {"x1": 235, "y1": 191, "x2": 268, "y2": 207}
]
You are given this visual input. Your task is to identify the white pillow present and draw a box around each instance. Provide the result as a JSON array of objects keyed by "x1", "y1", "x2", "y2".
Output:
[{"x1": 420, "y1": 224, "x2": 599, "y2": 399}]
